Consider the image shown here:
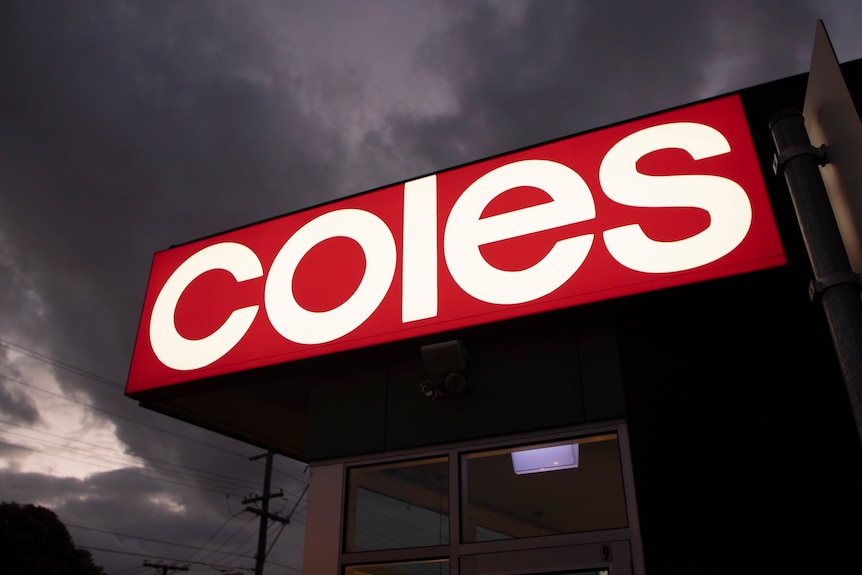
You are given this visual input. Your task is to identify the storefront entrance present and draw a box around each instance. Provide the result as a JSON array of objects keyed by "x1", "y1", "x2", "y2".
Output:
[{"x1": 305, "y1": 422, "x2": 644, "y2": 575}]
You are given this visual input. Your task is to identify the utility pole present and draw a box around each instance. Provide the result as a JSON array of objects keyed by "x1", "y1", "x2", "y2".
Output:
[
  {"x1": 243, "y1": 451, "x2": 290, "y2": 575},
  {"x1": 142, "y1": 560, "x2": 189, "y2": 575}
]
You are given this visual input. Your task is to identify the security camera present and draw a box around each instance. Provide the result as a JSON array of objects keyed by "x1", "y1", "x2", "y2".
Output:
[
  {"x1": 419, "y1": 379, "x2": 443, "y2": 399},
  {"x1": 419, "y1": 340, "x2": 469, "y2": 399},
  {"x1": 418, "y1": 373, "x2": 469, "y2": 400}
]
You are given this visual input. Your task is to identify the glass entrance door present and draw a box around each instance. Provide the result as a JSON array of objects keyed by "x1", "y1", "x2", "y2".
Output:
[{"x1": 335, "y1": 425, "x2": 643, "y2": 575}]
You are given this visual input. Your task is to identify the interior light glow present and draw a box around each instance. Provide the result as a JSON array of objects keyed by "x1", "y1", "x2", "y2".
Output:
[{"x1": 511, "y1": 443, "x2": 579, "y2": 475}]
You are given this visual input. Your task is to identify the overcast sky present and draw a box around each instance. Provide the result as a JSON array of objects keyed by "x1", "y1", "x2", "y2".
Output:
[{"x1": 2, "y1": 1, "x2": 861, "y2": 573}]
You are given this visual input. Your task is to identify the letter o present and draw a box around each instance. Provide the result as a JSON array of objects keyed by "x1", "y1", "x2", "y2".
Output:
[
  {"x1": 150, "y1": 242, "x2": 263, "y2": 371},
  {"x1": 265, "y1": 209, "x2": 397, "y2": 345}
]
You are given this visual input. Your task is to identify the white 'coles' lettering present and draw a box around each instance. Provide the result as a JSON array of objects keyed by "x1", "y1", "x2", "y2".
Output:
[{"x1": 148, "y1": 120, "x2": 759, "y2": 371}]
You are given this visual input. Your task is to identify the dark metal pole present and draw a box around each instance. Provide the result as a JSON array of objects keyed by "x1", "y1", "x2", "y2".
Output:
[
  {"x1": 255, "y1": 452, "x2": 273, "y2": 575},
  {"x1": 770, "y1": 109, "x2": 862, "y2": 444}
]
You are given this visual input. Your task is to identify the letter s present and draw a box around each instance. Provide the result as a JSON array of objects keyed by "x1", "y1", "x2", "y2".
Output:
[
  {"x1": 149, "y1": 242, "x2": 263, "y2": 371},
  {"x1": 600, "y1": 122, "x2": 752, "y2": 273}
]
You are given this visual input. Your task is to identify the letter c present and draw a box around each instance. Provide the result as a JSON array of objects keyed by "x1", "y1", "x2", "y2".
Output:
[{"x1": 149, "y1": 242, "x2": 263, "y2": 371}]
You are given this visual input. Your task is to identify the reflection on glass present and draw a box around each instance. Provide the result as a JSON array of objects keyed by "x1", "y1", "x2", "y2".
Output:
[
  {"x1": 345, "y1": 559, "x2": 449, "y2": 575},
  {"x1": 462, "y1": 434, "x2": 627, "y2": 542},
  {"x1": 512, "y1": 444, "x2": 579, "y2": 474},
  {"x1": 345, "y1": 457, "x2": 448, "y2": 552}
]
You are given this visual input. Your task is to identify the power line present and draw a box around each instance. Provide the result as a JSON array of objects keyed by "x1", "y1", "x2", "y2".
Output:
[
  {"x1": 142, "y1": 560, "x2": 189, "y2": 574},
  {"x1": 1, "y1": 373, "x2": 255, "y2": 459},
  {"x1": 67, "y1": 523, "x2": 255, "y2": 560},
  {"x1": 0, "y1": 339, "x2": 307, "y2": 571},
  {"x1": 0, "y1": 337, "x2": 123, "y2": 389},
  {"x1": 75, "y1": 545, "x2": 257, "y2": 572},
  {"x1": 251, "y1": 455, "x2": 309, "y2": 489},
  {"x1": 191, "y1": 514, "x2": 258, "y2": 568},
  {"x1": 0, "y1": 338, "x2": 310, "y2": 488},
  {"x1": 2, "y1": 373, "x2": 311, "y2": 504},
  {"x1": 0, "y1": 439, "x2": 247, "y2": 497},
  {"x1": 0, "y1": 418, "x2": 265, "y2": 493},
  {"x1": 0, "y1": 380, "x2": 309, "y2": 516},
  {"x1": 0, "y1": 423, "x2": 292, "y2": 501},
  {"x1": 181, "y1": 507, "x2": 246, "y2": 565},
  {"x1": 1, "y1": 370, "x2": 310, "y2": 503}
]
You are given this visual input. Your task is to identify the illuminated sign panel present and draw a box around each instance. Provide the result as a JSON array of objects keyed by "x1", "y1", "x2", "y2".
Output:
[{"x1": 127, "y1": 94, "x2": 785, "y2": 395}]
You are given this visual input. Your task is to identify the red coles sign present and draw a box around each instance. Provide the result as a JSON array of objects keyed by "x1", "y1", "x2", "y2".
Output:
[{"x1": 126, "y1": 95, "x2": 785, "y2": 395}]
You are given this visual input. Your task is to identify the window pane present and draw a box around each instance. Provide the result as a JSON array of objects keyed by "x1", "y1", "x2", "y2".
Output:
[
  {"x1": 462, "y1": 434, "x2": 627, "y2": 542},
  {"x1": 345, "y1": 559, "x2": 449, "y2": 575},
  {"x1": 345, "y1": 457, "x2": 448, "y2": 551}
]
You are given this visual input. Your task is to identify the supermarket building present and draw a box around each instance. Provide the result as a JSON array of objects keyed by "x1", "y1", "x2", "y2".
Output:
[{"x1": 126, "y1": 41, "x2": 862, "y2": 575}]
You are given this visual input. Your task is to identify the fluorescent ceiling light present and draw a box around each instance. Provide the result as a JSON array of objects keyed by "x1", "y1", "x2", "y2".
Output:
[{"x1": 511, "y1": 444, "x2": 579, "y2": 475}]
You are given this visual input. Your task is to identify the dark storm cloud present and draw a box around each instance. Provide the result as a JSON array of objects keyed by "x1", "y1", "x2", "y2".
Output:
[
  {"x1": 0, "y1": 379, "x2": 40, "y2": 423},
  {"x1": 1, "y1": 1, "x2": 861, "y2": 573},
  {"x1": 0, "y1": 240, "x2": 46, "y2": 339},
  {"x1": 366, "y1": 0, "x2": 824, "y2": 173},
  {"x1": 0, "y1": 351, "x2": 41, "y2": 425},
  {"x1": 0, "y1": 0, "x2": 344, "y2": 383},
  {"x1": 0, "y1": 0, "x2": 352, "y2": 476},
  {"x1": 0, "y1": 4, "x2": 322, "y2": 567},
  {"x1": 0, "y1": 380, "x2": 40, "y2": 425}
]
